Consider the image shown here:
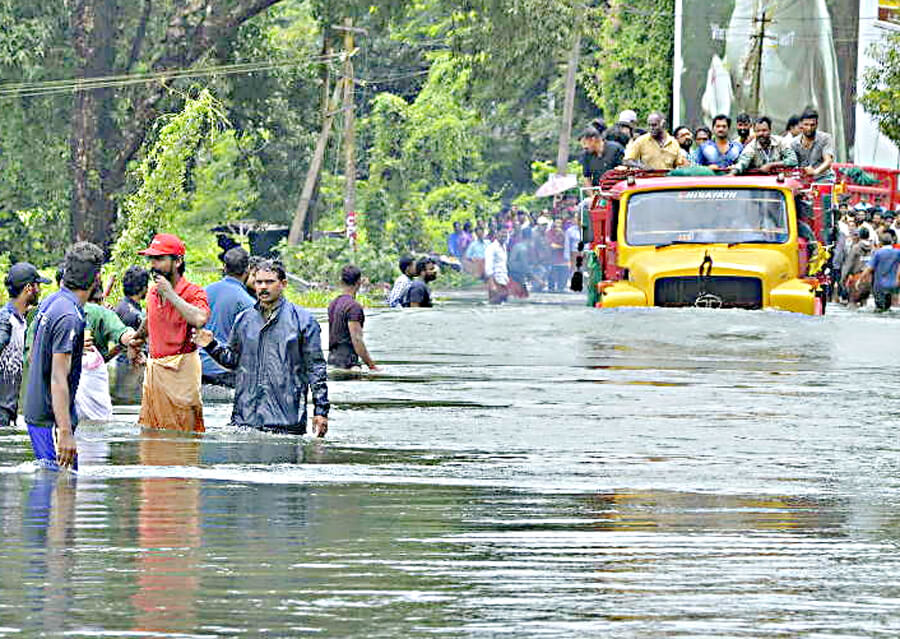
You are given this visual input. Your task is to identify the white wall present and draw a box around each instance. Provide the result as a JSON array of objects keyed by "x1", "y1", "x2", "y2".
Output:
[{"x1": 855, "y1": 0, "x2": 900, "y2": 168}]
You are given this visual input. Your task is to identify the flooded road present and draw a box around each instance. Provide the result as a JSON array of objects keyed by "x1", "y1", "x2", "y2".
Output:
[{"x1": 3, "y1": 292, "x2": 900, "y2": 637}]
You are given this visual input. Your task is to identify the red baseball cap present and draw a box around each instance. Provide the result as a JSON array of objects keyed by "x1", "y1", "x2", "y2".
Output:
[{"x1": 138, "y1": 233, "x2": 186, "y2": 256}]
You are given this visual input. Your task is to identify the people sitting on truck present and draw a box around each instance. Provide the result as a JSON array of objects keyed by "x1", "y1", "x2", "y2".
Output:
[
  {"x1": 735, "y1": 112, "x2": 754, "y2": 145},
  {"x1": 691, "y1": 126, "x2": 711, "y2": 164},
  {"x1": 621, "y1": 113, "x2": 687, "y2": 171},
  {"x1": 730, "y1": 117, "x2": 798, "y2": 175},
  {"x1": 792, "y1": 108, "x2": 835, "y2": 183},
  {"x1": 696, "y1": 114, "x2": 743, "y2": 169},
  {"x1": 580, "y1": 125, "x2": 624, "y2": 188},
  {"x1": 842, "y1": 226, "x2": 874, "y2": 309}
]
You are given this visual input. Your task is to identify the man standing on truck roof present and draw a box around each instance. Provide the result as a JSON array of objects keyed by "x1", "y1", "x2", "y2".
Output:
[
  {"x1": 622, "y1": 112, "x2": 686, "y2": 171},
  {"x1": 696, "y1": 114, "x2": 743, "y2": 169},
  {"x1": 731, "y1": 117, "x2": 798, "y2": 175},
  {"x1": 792, "y1": 108, "x2": 835, "y2": 183}
]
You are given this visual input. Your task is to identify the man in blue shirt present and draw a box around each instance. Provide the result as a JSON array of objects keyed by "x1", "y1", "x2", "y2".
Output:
[
  {"x1": 202, "y1": 247, "x2": 255, "y2": 387},
  {"x1": 696, "y1": 114, "x2": 743, "y2": 169},
  {"x1": 24, "y1": 242, "x2": 105, "y2": 470},
  {"x1": 862, "y1": 239, "x2": 900, "y2": 312},
  {"x1": 448, "y1": 222, "x2": 463, "y2": 258}
]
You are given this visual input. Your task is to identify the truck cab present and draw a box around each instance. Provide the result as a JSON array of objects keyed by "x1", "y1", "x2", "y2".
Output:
[{"x1": 584, "y1": 171, "x2": 827, "y2": 315}]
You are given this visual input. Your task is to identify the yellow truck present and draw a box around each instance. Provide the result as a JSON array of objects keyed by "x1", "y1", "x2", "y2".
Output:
[{"x1": 584, "y1": 171, "x2": 828, "y2": 315}]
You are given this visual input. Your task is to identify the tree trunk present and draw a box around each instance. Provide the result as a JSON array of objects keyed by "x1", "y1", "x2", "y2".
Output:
[{"x1": 69, "y1": 0, "x2": 119, "y2": 246}]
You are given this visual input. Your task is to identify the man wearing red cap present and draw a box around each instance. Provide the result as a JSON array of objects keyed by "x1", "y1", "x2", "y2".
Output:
[{"x1": 136, "y1": 233, "x2": 210, "y2": 432}]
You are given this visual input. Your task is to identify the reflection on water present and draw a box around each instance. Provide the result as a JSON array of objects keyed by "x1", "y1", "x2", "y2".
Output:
[
  {"x1": 132, "y1": 432, "x2": 201, "y2": 635},
  {"x1": 2, "y1": 298, "x2": 900, "y2": 636}
]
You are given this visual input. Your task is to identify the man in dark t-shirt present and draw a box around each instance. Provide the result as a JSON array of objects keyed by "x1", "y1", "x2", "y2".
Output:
[
  {"x1": 400, "y1": 257, "x2": 438, "y2": 308},
  {"x1": 114, "y1": 265, "x2": 149, "y2": 330},
  {"x1": 580, "y1": 125, "x2": 624, "y2": 187},
  {"x1": 327, "y1": 265, "x2": 378, "y2": 370},
  {"x1": 25, "y1": 241, "x2": 105, "y2": 470}
]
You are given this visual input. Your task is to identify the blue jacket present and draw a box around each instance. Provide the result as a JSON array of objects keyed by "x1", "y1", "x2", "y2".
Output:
[
  {"x1": 201, "y1": 276, "x2": 255, "y2": 378},
  {"x1": 205, "y1": 299, "x2": 329, "y2": 433}
]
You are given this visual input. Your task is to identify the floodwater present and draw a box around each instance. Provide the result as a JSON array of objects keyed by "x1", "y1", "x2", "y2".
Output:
[{"x1": 2, "y1": 291, "x2": 900, "y2": 637}]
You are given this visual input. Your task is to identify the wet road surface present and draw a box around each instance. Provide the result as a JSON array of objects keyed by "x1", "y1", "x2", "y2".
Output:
[{"x1": 2, "y1": 292, "x2": 900, "y2": 637}]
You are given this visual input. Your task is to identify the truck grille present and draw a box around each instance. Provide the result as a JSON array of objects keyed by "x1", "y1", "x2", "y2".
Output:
[{"x1": 654, "y1": 276, "x2": 763, "y2": 310}]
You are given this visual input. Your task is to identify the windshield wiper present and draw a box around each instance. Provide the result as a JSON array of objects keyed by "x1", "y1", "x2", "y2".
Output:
[
  {"x1": 654, "y1": 240, "x2": 706, "y2": 249},
  {"x1": 727, "y1": 240, "x2": 779, "y2": 247}
]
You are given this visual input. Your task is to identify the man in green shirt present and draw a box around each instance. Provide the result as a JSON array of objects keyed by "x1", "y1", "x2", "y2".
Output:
[{"x1": 731, "y1": 116, "x2": 798, "y2": 176}]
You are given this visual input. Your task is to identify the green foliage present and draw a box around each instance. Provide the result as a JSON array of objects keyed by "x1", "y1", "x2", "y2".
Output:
[
  {"x1": 187, "y1": 129, "x2": 261, "y2": 226},
  {"x1": 0, "y1": 0, "x2": 57, "y2": 68},
  {"x1": 0, "y1": 207, "x2": 69, "y2": 268},
  {"x1": 108, "y1": 90, "x2": 261, "y2": 295},
  {"x1": 0, "y1": 252, "x2": 9, "y2": 305},
  {"x1": 420, "y1": 182, "x2": 496, "y2": 250},
  {"x1": 279, "y1": 236, "x2": 398, "y2": 286},
  {"x1": 109, "y1": 90, "x2": 229, "y2": 279},
  {"x1": 861, "y1": 32, "x2": 900, "y2": 149},
  {"x1": 581, "y1": 0, "x2": 675, "y2": 122},
  {"x1": 401, "y1": 55, "x2": 484, "y2": 188}
]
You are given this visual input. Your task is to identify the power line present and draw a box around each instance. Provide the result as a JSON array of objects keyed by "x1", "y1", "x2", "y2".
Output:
[{"x1": 0, "y1": 53, "x2": 344, "y2": 100}]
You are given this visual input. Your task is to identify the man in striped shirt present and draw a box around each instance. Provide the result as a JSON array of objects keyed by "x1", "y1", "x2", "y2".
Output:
[{"x1": 387, "y1": 256, "x2": 418, "y2": 308}]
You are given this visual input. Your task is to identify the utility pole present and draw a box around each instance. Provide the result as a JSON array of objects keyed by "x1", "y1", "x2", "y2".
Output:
[
  {"x1": 288, "y1": 20, "x2": 364, "y2": 245},
  {"x1": 287, "y1": 80, "x2": 342, "y2": 245},
  {"x1": 749, "y1": 1, "x2": 772, "y2": 115},
  {"x1": 341, "y1": 17, "x2": 357, "y2": 237},
  {"x1": 556, "y1": 12, "x2": 581, "y2": 177}
]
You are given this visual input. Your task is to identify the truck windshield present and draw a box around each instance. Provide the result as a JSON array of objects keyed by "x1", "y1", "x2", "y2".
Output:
[{"x1": 625, "y1": 188, "x2": 789, "y2": 246}]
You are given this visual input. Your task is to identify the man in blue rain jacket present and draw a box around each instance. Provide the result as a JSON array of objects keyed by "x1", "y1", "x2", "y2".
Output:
[{"x1": 193, "y1": 260, "x2": 329, "y2": 436}]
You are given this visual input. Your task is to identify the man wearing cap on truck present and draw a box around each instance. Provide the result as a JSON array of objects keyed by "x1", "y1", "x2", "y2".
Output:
[{"x1": 135, "y1": 233, "x2": 210, "y2": 432}]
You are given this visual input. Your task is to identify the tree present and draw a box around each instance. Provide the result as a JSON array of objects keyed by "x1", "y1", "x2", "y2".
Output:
[
  {"x1": 861, "y1": 31, "x2": 900, "y2": 149},
  {"x1": 70, "y1": 0, "x2": 286, "y2": 246}
]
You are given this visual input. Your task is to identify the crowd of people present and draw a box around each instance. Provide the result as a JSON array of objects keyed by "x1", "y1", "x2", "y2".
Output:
[
  {"x1": 832, "y1": 200, "x2": 900, "y2": 311},
  {"x1": 0, "y1": 233, "x2": 397, "y2": 471},
  {"x1": 443, "y1": 207, "x2": 583, "y2": 303},
  {"x1": 578, "y1": 106, "x2": 900, "y2": 312}
]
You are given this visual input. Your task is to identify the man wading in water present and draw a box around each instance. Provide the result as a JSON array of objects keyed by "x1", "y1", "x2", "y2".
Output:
[
  {"x1": 328, "y1": 265, "x2": 379, "y2": 371},
  {"x1": 24, "y1": 242, "x2": 105, "y2": 469},
  {"x1": 193, "y1": 260, "x2": 329, "y2": 437},
  {"x1": 136, "y1": 234, "x2": 210, "y2": 432}
]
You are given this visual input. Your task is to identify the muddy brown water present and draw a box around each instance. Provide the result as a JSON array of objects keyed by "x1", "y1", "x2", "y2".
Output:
[{"x1": 2, "y1": 292, "x2": 900, "y2": 637}]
